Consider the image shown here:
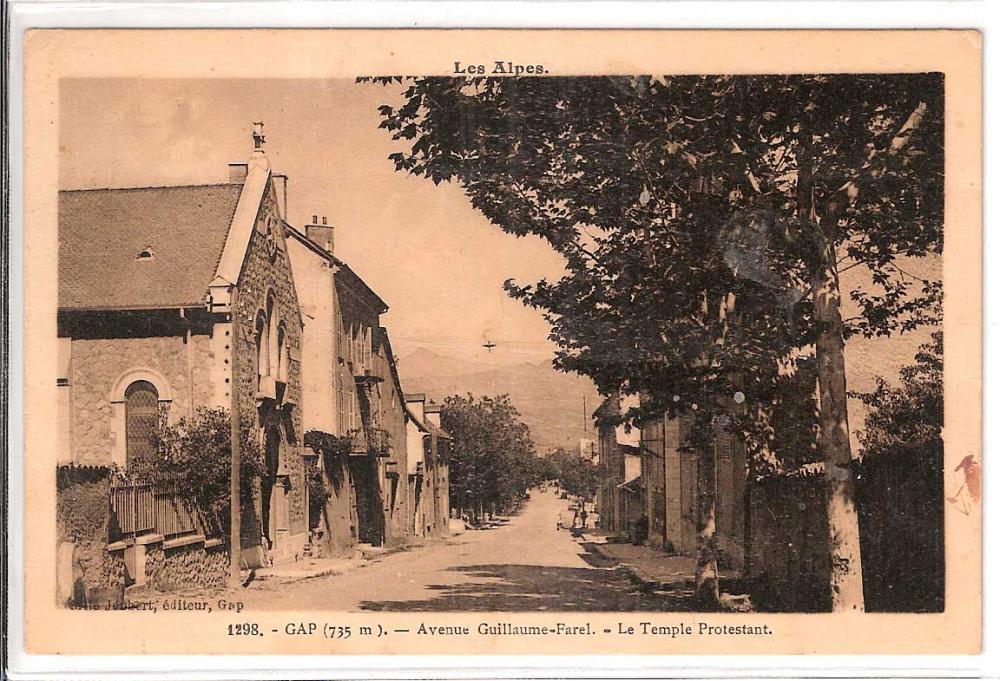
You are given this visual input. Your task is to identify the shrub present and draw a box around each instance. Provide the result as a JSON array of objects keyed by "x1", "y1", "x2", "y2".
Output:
[
  {"x1": 152, "y1": 407, "x2": 264, "y2": 535},
  {"x1": 304, "y1": 457, "x2": 329, "y2": 531}
]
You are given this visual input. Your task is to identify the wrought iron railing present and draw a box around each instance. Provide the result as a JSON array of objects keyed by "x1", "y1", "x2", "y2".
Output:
[
  {"x1": 346, "y1": 426, "x2": 391, "y2": 457},
  {"x1": 366, "y1": 427, "x2": 391, "y2": 456},
  {"x1": 153, "y1": 485, "x2": 202, "y2": 537},
  {"x1": 347, "y1": 428, "x2": 369, "y2": 455}
]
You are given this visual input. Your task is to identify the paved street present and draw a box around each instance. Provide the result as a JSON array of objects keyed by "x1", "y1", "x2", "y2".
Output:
[{"x1": 240, "y1": 488, "x2": 695, "y2": 612}]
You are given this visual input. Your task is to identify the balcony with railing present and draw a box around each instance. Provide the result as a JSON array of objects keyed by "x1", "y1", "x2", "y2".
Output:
[
  {"x1": 347, "y1": 427, "x2": 369, "y2": 456},
  {"x1": 346, "y1": 426, "x2": 392, "y2": 458}
]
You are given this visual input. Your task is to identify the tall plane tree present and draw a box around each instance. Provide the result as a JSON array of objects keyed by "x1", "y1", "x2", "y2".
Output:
[{"x1": 367, "y1": 74, "x2": 943, "y2": 611}]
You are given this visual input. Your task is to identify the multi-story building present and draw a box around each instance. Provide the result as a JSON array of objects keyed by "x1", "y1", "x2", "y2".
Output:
[
  {"x1": 422, "y1": 402, "x2": 452, "y2": 536},
  {"x1": 287, "y1": 215, "x2": 412, "y2": 551},
  {"x1": 639, "y1": 407, "x2": 748, "y2": 569},
  {"x1": 405, "y1": 394, "x2": 452, "y2": 539},
  {"x1": 594, "y1": 396, "x2": 642, "y2": 536},
  {"x1": 56, "y1": 126, "x2": 452, "y2": 604}
]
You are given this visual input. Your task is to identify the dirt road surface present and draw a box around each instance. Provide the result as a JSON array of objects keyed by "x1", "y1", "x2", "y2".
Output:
[{"x1": 240, "y1": 487, "x2": 694, "y2": 611}]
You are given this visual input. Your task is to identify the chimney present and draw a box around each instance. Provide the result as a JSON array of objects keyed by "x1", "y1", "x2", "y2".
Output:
[
  {"x1": 305, "y1": 214, "x2": 334, "y2": 255},
  {"x1": 405, "y1": 393, "x2": 426, "y2": 422},
  {"x1": 228, "y1": 163, "x2": 248, "y2": 183},
  {"x1": 424, "y1": 402, "x2": 442, "y2": 428}
]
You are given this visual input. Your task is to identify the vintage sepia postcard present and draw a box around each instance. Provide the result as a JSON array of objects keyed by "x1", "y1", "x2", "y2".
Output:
[{"x1": 18, "y1": 28, "x2": 981, "y2": 658}]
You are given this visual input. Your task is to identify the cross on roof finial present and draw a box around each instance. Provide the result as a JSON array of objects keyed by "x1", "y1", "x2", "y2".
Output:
[{"x1": 252, "y1": 121, "x2": 265, "y2": 151}]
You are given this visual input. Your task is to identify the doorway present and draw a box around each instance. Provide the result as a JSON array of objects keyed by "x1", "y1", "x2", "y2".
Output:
[
  {"x1": 260, "y1": 425, "x2": 281, "y2": 550},
  {"x1": 349, "y1": 457, "x2": 383, "y2": 546}
]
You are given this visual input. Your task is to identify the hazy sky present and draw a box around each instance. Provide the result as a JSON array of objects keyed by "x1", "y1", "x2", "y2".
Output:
[
  {"x1": 60, "y1": 77, "x2": 937, "y2": 405},
  {"x1": 60, "y1": 78, "x2": 566, "y2": 365}
]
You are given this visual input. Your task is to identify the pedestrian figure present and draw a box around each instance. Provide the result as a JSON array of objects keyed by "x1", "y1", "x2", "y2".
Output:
[
  {"x1": 580, "y1": 508, "x2": 589, "y2": 530},
  {"x1": 557, "y1": 511, "x2": 565, "y2": 530},
  {"x1": 633, "y1": 514, "x2": 649, "y2": 545}
]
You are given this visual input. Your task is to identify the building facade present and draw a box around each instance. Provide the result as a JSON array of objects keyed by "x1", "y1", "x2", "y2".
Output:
[
  {"x1": 404, "y1": 394, "x2": 452, "y2": 540},
  {"x1": 422, "y1": 402, "x2": 452, "y2": 537},
  {"x1": 594, "y1": 396, "x2": 642, "y2": 537},
  {"x1": 285, "y1": 220, "x2": 359, "y2": 556},
  {"x1": 57, "y1": 128, "x2": 454, "y2": 604},
  {"x1": 288, "y1": 216, "x2": 442, "y2": 553},
  {"x1": 56, "y1": 137, "x2": 308, "y2": 599},
  {"x1": 592, "y1": 391, "x2": 748, "y2": 568},
  {"x1": 639, "y1": 407, "x2": 748, "y2": 569}
]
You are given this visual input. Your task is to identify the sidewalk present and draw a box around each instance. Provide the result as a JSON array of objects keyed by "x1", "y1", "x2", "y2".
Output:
[
  {"x1": 249, "y1": 556, "x2": 358, "y2": 585},
  {"x1": 248, "y1": 539, "x2": 432, "y2": 587},
  {"x1": 578, "y1": 533, "x2": 703, "y2": 589},
  {"x1": 575, "y1": 531, "x2": 752, "y2": 611}
]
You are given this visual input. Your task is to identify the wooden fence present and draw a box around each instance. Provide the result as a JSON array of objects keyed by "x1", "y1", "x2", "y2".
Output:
[{"x1": 109, "y1": 482, "x2": 216, "y2": 543}]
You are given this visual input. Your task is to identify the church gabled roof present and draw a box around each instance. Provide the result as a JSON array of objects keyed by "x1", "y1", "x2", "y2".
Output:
[{"x1": 59, "y1": 183, "x2": 243, "y2": 310}]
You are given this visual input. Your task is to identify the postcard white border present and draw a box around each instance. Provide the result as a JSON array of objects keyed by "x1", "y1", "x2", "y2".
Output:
[{"x1": 5, "y1": 1, "x2": 994, "y2": 678}]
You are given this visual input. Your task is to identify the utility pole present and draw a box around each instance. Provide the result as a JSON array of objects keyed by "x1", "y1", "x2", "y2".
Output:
[{"x1": 229, "y1": 312, "x2": 242, "y2": 588}]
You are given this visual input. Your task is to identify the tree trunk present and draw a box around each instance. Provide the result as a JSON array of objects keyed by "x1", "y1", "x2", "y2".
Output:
[
  {"x1": 812, "y1": 242, "x2": 865, "y2": 612},
  {"x1": 800, "y1": 124, "x2": 865, "y2": 612},
  {"x1": 691, "y1": 406, "x2": 720, "y2": 608}
]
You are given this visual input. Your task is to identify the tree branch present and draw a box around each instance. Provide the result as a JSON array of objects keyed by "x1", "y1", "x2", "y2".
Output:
[{"x1": 827, "y1": 101, "x2": 928, "y2": 218}]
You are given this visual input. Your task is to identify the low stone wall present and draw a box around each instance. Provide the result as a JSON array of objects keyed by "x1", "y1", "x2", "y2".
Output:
[
  {"x1": 145, "y1": 539, "x2": 229, "y2": 592},
  {"x1": 58, "y1": 465, "x2": 230, "y2": 603}
]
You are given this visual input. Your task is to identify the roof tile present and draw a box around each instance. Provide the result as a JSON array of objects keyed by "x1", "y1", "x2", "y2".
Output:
[{"x1": 59, "y1": 184, "x2": 243, "y2": 310}]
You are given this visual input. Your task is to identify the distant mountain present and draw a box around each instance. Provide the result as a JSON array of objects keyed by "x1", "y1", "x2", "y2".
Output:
[
  {"x1": 394, "y1": 346, "x2": 498, "y2": 378},
  {"x1": 396, "y1": 348, "x2": 603, "y2": 452}
]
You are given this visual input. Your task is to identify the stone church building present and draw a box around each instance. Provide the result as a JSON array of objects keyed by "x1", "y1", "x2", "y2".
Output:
[{"x1": 57, "y1": 131, "x2": 308, "y2": 597}]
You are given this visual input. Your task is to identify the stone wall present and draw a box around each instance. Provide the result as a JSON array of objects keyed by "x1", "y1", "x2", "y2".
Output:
[
  {"x1": 57, "y1": 464, "x2": 230, "y2": 603},
  {"x1": 232, "y1": 185, "x2": 306, "y2": 561},
  {"x1": 67, "y1": 332, "x2": 213, "y2": 466},
  {"x1": 145, "y1": 541, "x2": 228, "y2": 592}
]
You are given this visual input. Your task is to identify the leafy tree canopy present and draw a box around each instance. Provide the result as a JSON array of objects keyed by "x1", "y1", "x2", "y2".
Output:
[
  {"x1": 153, "y1": 407, "x2": 265, "y2": 534},
  {"x1": 441, "y1": 394, "x2": 539, "y2": 514},
  {"x1": 547, "y1": 448, "x2": 602, "y2": 500},
  {"x1": 366, "y1": 75, "x2": 943, "y2": 427},
  {"x1": 853, "y1": 331, "x2": 943, "y2": 457}
]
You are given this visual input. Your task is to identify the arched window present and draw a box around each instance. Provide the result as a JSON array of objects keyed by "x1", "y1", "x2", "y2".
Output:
[
  {"x1": 267, "y1": 294, "x2": 279, "y2": 377},
  {"x1": 124, "y1": 380, "x2": 159, "y2": 471},
  {"x1": 255, "y1": 311, "x2": 270, "y2": 378},
  {"x1": 276, "y1": 323, "x2": 288, "y2": 384}
]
